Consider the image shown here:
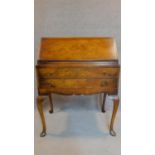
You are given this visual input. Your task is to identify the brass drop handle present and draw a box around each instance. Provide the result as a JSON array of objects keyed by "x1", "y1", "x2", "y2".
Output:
[
  {"x1": 102, "y1": 72, "x2": 107, "y2": 75},
  {"x1": 102, "y1": 72, "x2": 111, "y2": 76},
  {"x1": 100, "y1": 81, "x2": 108, "y2": 87},
  {"x1": 50, "y1": 84, "x2": 55, "y2": 88},
  {"x1": 48, "y1": 73, "x2": 53, "y2": 76}
]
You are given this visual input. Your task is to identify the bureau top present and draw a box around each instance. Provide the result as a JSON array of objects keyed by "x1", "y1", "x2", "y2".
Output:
[{"x1": 39, "y1": 37, "x2": 118, "y2": 61}]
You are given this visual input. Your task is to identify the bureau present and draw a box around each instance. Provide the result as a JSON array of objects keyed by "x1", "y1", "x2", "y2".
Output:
[{"x1": 36, "y1": 37, "x2": 120, "y2": 137}]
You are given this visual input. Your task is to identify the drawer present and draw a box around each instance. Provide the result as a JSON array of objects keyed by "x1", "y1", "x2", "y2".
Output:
[
  {"x1": 39, "y1": 87, "x2": 118, "y2": 95},
  {"x1": 39, "y1": 79, "x2": 118, "y2": 89},
  {"x1": 37, "y1": 66, "x2": 119, "y2": 79}
]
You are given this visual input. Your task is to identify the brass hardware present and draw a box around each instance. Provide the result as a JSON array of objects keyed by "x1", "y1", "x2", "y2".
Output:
[
  {"x1": 102, "y1": 72, "x2": 112, "y2": 76},
  {"x1": 50, "y1": 84, "x2": 55, "y2": 88},
  {"x1": 48, "y1": 73, "x2": 53, "y2": 76},
  {"x1": 100, "y1": 81, "x2": 108, "y2": 87}
]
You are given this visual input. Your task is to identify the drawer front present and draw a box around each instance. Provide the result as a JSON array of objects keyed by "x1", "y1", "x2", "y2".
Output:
[
  {"x1": 39, "y1": 87, "x2": 118, "y2": 95},
  {"x1": 39, "y1": 79, "x2": 118, "y2": 89},
  {"x1": 37, "y1": 67, "x2": 119, "y2": 79}
]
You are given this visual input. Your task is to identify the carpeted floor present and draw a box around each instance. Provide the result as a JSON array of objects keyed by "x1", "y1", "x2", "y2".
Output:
[{"x1": 34, "y1": 94, "x2": 121, "y2": 155}]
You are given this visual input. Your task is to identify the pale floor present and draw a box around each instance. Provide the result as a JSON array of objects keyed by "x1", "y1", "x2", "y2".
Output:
[{"x1": 34, "y1": 94, "x2": 121, "y2": 155}]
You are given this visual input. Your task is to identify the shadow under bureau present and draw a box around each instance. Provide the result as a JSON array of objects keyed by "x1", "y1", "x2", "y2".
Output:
[{"x1": 36, "y1": 37, "x2": 120, "y2": 137}]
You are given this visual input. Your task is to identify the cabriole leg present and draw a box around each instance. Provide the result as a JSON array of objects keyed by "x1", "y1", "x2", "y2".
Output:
[
  {"x1": 102, "y1": 93, "x2": 107, "y2": 113},
  {"x1": 37, "y1": 96, "x2": 46, "y2": 137},
  {"x1": 110, "y1": 97, "x2": 119, "y2": 136},
  {"x1": 49, "y1": 94, "x2": 53, "y2": 113}
]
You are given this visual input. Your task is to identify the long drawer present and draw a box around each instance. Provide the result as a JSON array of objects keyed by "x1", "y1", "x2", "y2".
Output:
[
  {"x1": 37, "y1": 66, "x2": 119, "y2": 79},
  {"x1": 38, "y1": 87, "x2": 118, "y2": 95},
  {"x1": 39, "y1": 79, "x2": 118, "y2": 89}
]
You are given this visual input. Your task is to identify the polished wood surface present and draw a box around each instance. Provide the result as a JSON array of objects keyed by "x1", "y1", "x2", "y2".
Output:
[
  {"x1": 40, "y1": 37, "x2": 118, "y2": 61},
  {"x1": 36, "y1": 63, "x2": 120, "y2": 95},
  {"x1": 37, "y1": 66, "x2": 119, "y2": 79},
  {"x1": 36, "y1": 37, "x2": 120, "y2": 137},
  {"x1": 37, "y1": 96, "x2": 46, "y2": 137},
  {"x1": 110, "y1": 98, "x2": 119, "y2": 136},
  {"x1": 38, "y1": 87, "x2": 118, "y2": 96}
]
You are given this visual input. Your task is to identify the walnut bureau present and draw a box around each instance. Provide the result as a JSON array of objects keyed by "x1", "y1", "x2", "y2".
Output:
[{"x1": 36, "y1": 37, "x2": 120, "y2": 137}]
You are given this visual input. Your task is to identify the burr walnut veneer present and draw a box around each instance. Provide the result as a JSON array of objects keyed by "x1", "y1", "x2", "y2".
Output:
[{"x1": 36, "y1": 37, "x2": 120, "y2": 137}]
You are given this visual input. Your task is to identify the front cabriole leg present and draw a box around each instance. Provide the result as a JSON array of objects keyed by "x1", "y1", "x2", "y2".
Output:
[
  {"x1": 37, "y1": 96, "x2": 47, "y2": 137},
  {"x1": 110, "y1": 97, "x2": 119, "y2": 136}
]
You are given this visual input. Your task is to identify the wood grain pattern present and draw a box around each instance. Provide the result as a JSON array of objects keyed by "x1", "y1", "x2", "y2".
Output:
[
  {"x1": 37, "y1": 66, "x2": 119, "y2": 79},
  {"x1": 37, "y1": 96, "x2": 46, "y2": 137},
  {"x1": 39, "y1": 79, "x2": 117, "y2": 89},
  {"x1": 40, "y1": 37, "x2": 118, "y2": 61},
  {"x1": 110, "y1": 98, "x2": 119, "y2": 136},
  {"x1": 38, "y1": 87, "x2": 118, "y2": 95}
]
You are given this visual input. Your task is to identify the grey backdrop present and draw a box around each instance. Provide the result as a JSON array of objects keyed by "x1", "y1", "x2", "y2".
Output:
[{"x1": 34, "y1": 0, "x2": 121, "y2": 97}]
